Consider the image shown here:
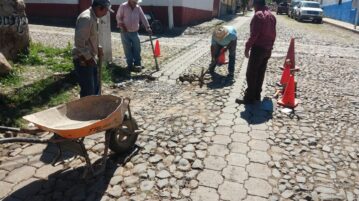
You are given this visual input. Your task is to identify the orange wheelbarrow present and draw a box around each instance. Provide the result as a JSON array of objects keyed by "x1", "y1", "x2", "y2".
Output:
[{"x1": 0, "y1": 95, "x2": 141, "y2": 177}]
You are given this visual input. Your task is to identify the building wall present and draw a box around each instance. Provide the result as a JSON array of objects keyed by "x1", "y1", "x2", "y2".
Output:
[
  {"x1": 321, "y1": 0, "x2": 358, "y2": 24},
  {"x1": 24, "y1": 0, "x2": 218, "y2": 27}
]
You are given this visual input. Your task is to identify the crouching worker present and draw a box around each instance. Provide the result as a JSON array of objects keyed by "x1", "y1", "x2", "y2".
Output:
[
  {"x1": 72, "y1": 0, "x2": 113, "y2": 97},
  {"x1": 210, "y1": 26, "x2": 238, "y2": 80}
]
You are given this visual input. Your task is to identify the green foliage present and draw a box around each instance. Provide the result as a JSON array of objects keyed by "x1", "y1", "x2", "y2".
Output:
[{"x1": 17, "y1": 42, "x2": 73, "y2": 72}]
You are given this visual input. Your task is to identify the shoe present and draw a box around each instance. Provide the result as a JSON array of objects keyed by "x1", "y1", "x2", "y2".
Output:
[
  {"x1": 130, "y1": 66, "x2": 142, "y2": 72},
  {"x1": 235, "y1": 98, "x2": 254, "y2": 105},
  {"x1": 134, "y1": 65, "x2": 145, "y2": 69}
]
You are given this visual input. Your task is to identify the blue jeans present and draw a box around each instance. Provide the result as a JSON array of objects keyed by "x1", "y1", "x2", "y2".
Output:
[
  {"x1": 74, "y1": 59, "x2": 99, "y2": 98},
  {"x1": 121, "y1": 32, "x2": 141, "y2": 67},
  {"x1": 212, "y1": 40, "x2": 237, "y2": 75}
]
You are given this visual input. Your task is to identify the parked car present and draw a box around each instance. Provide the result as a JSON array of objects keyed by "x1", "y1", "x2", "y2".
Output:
[
  {"x1": 277, "y1": 2, "x2": 289, "y2": 15},
  {"x1": 294, "y1": 1, "x2": 323, "y2": 23},
  {"x1": 288, "y1": 0, "x2": 301, "y2": 18}
]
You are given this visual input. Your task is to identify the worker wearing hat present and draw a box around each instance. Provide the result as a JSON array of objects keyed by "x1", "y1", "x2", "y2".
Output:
[
  {"x1": 236, "y1": 0, "x2": 276, "y2": 104},
  {"x1": 210, "y1": 25, "x2": 237, "y2": 80},
  {"x1": 72, "y1": 0, "x2": 113, "y2": 97},
  {"x1": 116, "y1": 0, "x2": 152, "y2": 72}
]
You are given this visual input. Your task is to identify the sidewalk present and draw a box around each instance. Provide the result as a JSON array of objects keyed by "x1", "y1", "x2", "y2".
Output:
[{"x1": 323, "y1": 17, "x2": 359, "y2": 34}]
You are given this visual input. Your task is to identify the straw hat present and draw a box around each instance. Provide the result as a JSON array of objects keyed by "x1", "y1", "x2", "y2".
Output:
[{"x1": 213, "y1": 26, "x2": 229, "y2": 41}]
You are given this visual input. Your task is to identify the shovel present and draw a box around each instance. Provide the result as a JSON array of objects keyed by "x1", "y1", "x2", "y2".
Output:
[
  {"x1": 98, "y1": 47, "x2": 103, "y2": 95},
  {"x1": 149, "y1": 35, "x2": 160, "y2": 71}
]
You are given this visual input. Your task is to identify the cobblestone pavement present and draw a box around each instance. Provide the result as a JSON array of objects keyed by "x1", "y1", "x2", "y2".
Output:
[{"x1": 1, "y1": 14, "x2": 359, "y2": 201}]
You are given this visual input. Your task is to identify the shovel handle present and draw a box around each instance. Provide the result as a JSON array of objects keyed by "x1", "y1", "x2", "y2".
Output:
[
  {"x1": 98, "y1": 47, "x2": 103, "y2": 95},
  {"x1": 149, "y1": 35, "x2": 160, "y2": 71}
]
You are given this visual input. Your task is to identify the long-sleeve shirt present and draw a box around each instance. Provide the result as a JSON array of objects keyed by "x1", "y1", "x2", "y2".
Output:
[
  {"x1": 245, "y1": 6, "x2": 276, "y2": 51},
  {"x1": 116, "y1": 2, "x2": 150, "y2": 32},
  {"x1": 72, "y1": 8, "x2": 99, "y2": 60}
]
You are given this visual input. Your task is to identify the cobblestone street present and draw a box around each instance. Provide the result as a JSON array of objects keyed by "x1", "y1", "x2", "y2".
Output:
[{"x1": 1, "y1": 13, "x2": 359, "y2": 201}]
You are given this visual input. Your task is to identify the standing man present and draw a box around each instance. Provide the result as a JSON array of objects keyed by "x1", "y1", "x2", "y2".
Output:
[
  {"x1": 72, "y1": 0, "x2": 113, "y2": 97},
  {"x1": 210, "y1": 26, "x2": 237, "y2": 80},
  {"x1": 236, "y1": 0, "x2": 276, "y2": 104},
  {"x1": 116, "y1": 0, "x2": 152, "y2": 72}
]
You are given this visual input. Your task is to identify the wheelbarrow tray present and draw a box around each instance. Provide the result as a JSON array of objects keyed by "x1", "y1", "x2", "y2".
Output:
[{"x1": 23, "y1": 95, "x2": 129, "y2": 139}]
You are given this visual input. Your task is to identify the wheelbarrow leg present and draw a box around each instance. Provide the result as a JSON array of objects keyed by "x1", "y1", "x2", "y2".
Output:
[
  {"x1": 52, "y1": 143, "x2": 63, "y2": 166},
  {"x1": 79, "y1": 138, "x2": 94, "y2": 178},
  {"x1": 93, "y1": 131, "x2": 110, "y2": 176}
]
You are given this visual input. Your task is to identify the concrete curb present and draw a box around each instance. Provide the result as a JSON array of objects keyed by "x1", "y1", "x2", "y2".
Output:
[{"x1": 323, "y1": 19, "x2": 359, "y2": 34}]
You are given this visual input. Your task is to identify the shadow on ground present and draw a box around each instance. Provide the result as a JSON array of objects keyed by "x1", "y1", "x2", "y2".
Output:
[
  {"x1": 107, "y1": 62, "x2": 157, "y2": 84},
  {"x1": 3, "y1": 148, "x2": 139, "y2": 201},
  {"x1": 206, "y1": 72, "x2": 235, "y2": 89},
  {"x1": 239, "y1": 97, "x2": 274, "y2": 124}
]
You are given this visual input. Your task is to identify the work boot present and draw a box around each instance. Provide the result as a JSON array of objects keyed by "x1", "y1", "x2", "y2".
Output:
[
  {"x1": 130, "y1": 66, "x2": 142, "y2": 72},
  {"x1": 235, "y1": 98, "x2": 254, "y2": 105}
]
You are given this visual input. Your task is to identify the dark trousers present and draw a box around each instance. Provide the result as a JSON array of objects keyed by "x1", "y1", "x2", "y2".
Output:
[
  {"x1": 244, "y1": 46, "x2": 272, "y2": 101},
  {"x1": 74, "y1": 59, "x2": 99, "y2": 98},
  {"x1": 212, "y1": 40, "x2": 237, "y2": 75}
]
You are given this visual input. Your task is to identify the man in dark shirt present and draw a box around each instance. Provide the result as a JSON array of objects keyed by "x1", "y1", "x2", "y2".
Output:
[{"x1": 236, "y1": 0, "x2": 276, "y2": 104}]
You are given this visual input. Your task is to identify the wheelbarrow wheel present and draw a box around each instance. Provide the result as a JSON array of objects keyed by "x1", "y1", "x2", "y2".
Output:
[{"x1": 108, "y1": 116, "x2": 139, "y2": 154}]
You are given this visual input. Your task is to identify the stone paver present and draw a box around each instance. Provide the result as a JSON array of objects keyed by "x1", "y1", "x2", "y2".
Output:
[
  {"x1": 215, "y1": 126, "x2": 234, "y2": 136},
  {"x1": 204, "y1": 155, "x2": 227, "y2": 171},
  {"x1": 197, "y1": 169, "x2": 224, "y2": 188},
  {"x1": 0, "y1": 181, "x2": 13, "y2": 199},
  {"x1": 222, "y1": 165, "x2": 248, "y2": 183},
  {"x1": 245, "y1": 178, "x2": 272, "y2": 198},
  {"x1": 211, "y1": 135, "x2": 232, "y2": 145},
  {"x1": 248, "y1": 140, "x2": 270, "y2": 151},
  {"x1": 247, "y1": 150, "x2": 271, "y2": 164},
  {"x1": 231, "y1": 133, "x2": 251, "y2": 143},
  {"x1": 34, "y1": 164, "x2": 64, "y2": 179},
  {"x1": 226, "y1": 153, "x2": 250, "y2": 167},
  {"x1": 4, "y1": 166, "x2": 36, "y2": 184},
  {"x1": 208, "y1": 144, "x2": 230, "y2": 157},
  {"x1": 229, "y1": 142, "x2": 250, "y2": 154},
  {"x1": 191, "y1": 186, "x2": 219, "y2": 201},
  {"x1": 219, "y1": 181, "x2": 247, "y2": 201},
  {"x1": 2, "y1": 13, "x2": 358, "y2": 201},
  {"x1": 246, "y1": 163, "x2": 271, "y2": 179}
]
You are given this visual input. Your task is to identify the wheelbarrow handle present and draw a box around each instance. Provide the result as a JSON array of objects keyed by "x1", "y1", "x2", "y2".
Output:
[{"x1": 0, "y1": 126, "x2": 42, "y2": 134}]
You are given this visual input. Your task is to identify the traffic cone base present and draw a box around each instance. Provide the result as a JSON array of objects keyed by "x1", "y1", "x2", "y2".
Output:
[
  {"x1": 277, "y1": 74, "x2": 298, "y2": 108},
  {"x1": 154, "y1": 40, "x2": 160, "y2": 57},
  {"x1": 278, "y1": 99, "x2": 298, "y2": 108}
]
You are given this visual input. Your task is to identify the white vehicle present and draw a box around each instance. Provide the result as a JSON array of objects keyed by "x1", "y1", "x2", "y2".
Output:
[{"x1": 295, "y1": 1, "x2": 323, "y2": 23}]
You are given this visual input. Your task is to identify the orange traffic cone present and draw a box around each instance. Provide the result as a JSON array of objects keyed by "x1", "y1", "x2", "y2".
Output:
[
  {"x1": 279, "y1": 59, "x2": 292, "y2": 85},
  {"x1": 217, "y1": 48, "x2": 228, "y2": 65},
  {"x1": 278, "y1": 74, "x2": 298, "y2": 108},
  {"x1": 154, "y1": 40, "x2": 160, "y2": 57},
  {"x1": 284, "y1": 38, "x2": 295, "y2": 69}
]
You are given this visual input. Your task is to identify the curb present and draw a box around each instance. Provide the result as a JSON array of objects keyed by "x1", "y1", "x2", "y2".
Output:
[{"x1": 323, "y1": 19, "x2": 359, "y2": 34}]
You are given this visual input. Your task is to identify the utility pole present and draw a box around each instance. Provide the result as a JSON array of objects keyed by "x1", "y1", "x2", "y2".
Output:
[
  {"x1": 98, "y1": 13, "x2": 112, "y2": 62},
  {"x1": 355, "y1": 9, "x2": 358, "y2": 29},
  {"x1": 168, "y1": 0, "x2": 174, "y2": 29}
]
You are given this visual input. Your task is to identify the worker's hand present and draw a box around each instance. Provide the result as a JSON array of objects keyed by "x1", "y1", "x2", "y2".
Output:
[
  {"x1": 98, "y1": 47, "x2": 104, "y2": 58},
  {"x1": 147, "y1": 27, "x2": 153, "y2": 35},
  {"x1": 244, "y1": 48, "x2": 250, "y2": 58},
  {"x1": 85, "y1": 58, "x2": 97, "y2": 66}
]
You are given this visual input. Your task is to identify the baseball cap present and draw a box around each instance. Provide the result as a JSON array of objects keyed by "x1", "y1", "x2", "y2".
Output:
[{"x1": 93, "y1": 0, "x2": 114, "y2": 13}]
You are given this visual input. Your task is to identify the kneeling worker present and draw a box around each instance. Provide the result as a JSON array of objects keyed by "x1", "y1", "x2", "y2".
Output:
[{"x1": 210, "y1": 26, "x2": 238, "y2": 79}]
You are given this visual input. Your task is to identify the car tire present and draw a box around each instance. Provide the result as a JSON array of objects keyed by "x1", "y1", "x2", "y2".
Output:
[{"x1": 317, "y1": 19, "x2": 322, "y2": 24}]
